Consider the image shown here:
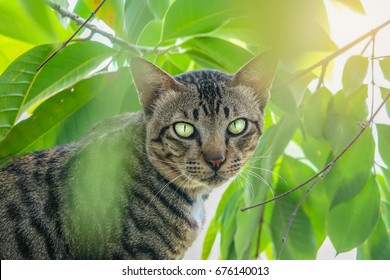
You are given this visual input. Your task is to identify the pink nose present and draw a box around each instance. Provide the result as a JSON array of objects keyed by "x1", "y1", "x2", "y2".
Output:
[{"x1": 205, "y1": 155, "x2": 226, "y2": 171}]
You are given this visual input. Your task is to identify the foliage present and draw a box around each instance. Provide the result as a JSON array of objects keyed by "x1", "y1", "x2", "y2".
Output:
[{"x1": 0, "y1": 0, "x2": 389, "y2": 259}]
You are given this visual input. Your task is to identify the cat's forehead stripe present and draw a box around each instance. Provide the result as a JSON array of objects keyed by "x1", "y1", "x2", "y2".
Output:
[
  {"x1": 175, "y1": 70, "x2": 229, "y2": 118},
  {"x1": 192, "y1": 109, "x2": 199, "y2": 120},
  {"x1": 224, "y1": 107, "x2": 229, "y2": 118}
]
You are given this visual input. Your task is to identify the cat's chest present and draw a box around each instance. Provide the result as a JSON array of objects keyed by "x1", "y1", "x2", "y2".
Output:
[{"x1": 190, "y1": 195, "x2": 206, "y2": 229}]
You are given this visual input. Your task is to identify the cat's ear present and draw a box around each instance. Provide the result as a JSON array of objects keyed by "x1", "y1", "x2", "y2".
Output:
[
  {"x1": 130, "y1": 57, "x2": 183, "y2": 114},
  {"x1": 231, "y1": 51, "x2": 278, "y2": 111}
]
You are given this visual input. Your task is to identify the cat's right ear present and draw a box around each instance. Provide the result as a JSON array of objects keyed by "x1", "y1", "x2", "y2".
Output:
[
  {"x1": 130, "y1": 57, "x2": 182, "y2": 115},
  {"x1": 230, "y1": 51, "x2": 278, "y2": 111}
]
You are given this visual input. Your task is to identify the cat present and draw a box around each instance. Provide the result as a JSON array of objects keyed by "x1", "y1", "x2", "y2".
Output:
[{"x1": 0, "y1": 52, "x2": 277, "y2": 259}]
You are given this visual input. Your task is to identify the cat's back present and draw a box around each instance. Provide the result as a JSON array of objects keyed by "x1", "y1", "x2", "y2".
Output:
[
  {"x1": 0, "y1": 143, "x2": 79, "y2": 259},
  {"x1": 0, "y1": 111, "x2": 144, "y2": 259}
]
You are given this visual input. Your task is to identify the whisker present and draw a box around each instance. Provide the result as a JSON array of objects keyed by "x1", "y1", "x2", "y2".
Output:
[
  {"x1": 240, "y1": 169, "x2": 275, "y2": 198},
  {"x1": 248, "y1": 166, "x2": 287, "y2": 184},
  {"x1": 237, "y1": 172, "x2": 255, "y2": 204}
]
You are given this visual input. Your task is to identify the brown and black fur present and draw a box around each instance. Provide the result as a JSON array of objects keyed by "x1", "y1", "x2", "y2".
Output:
[{"x1": 0, "y1": 53, "x2": 277, "y2": 259}]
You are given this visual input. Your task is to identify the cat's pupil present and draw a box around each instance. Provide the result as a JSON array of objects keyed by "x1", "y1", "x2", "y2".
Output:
[
  {"x1": 228, "y1": 118, "x2": 246, "y2": 135},
  {"x1": 174, "y1": 122, "x2": 194, "y2": 138}
]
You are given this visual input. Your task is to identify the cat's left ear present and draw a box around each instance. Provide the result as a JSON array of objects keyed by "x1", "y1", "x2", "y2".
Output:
[
  {"x1": 230, "y1": 51, "x2": 278, "y2": 111},
  {"x1": 130, "y1": 57, "x2": 183, "y2": 115}
]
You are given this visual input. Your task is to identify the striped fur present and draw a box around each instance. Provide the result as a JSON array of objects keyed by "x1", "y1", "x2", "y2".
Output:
[{"x1": 0, "y1": 54, "x2": 277, "y2": 259}]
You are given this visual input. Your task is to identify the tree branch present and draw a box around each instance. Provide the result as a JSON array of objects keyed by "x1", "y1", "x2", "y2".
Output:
[
  {"x1": 275, "y1": 19, "x2": 390, "y2": 89},
  {"x1": 241, "y1": 91, "x2": 390, "y2": 212},
  {"x1": 46, "y1": 1, "x2": 154, "y2": 54},
  {"x1": 39, "y1": 1, "x2": 174, "y2": 71}
]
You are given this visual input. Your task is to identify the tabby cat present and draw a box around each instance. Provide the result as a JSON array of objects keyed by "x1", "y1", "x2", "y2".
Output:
[{"x1": 0, "y1": 52, "x2": 277, "y2": 259}]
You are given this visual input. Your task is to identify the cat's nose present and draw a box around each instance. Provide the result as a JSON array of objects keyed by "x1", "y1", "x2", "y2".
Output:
[{"x1": 205, "y1": 155, "x2": 226, "y2": 171}]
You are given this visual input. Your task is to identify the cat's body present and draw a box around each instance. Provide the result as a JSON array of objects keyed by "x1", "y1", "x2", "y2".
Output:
[
  {"x1": 0, "y1": 53, "x2": 277, "y2": 259},
  {"x1": 0, "y1": 112, "x2": 203, "y2": 259}
]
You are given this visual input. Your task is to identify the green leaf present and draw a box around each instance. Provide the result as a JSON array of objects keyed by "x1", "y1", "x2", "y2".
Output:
[
  {"x1": 201, "y1": 216, "x2": 218, "y2": 260},
  {"x1": 380, "y1": 88, "x2": 390, "y2": 117},
  {"x1": 276, "y1": 156, "x2": 329, "y2": 249},
  {"x1": 25, "y1": 42, "x2": 115, "y2": 111},
  {"x1": 208, "y1": 17, "x2": 260, "y2": 47},
  {"x1": 136, "y1": 20, "x2": 163, "y2": 47},
  {"x1": 381, "y1": 168, "x2": 390, "y2": 232},
  {"x1": 162, "y1": 0, "x2": 239, "y2": 40},
  {"x1": 376, "y1": 124, "x2": 390, "y2": 167},
  {"x1": 82, "y1": 0, "x2": 124, "y2": 35},
  {"x1": 159, "y1": 54, "x2": 193, "y2": 75},
  {"x1": 20, "y1": 0, "x2": 57, "y2": 37},
  {"x1": 183, "y1": 37, "x2": 252, "y2": 72},
  {"x1": 331, "y1": 0, "x2": 365, "y2": 14},
  {"x1": 0, "y1": 69, "x2": 131, "y2": 159},
  {"x1": 0, "y1": 42, "x2": 115, "y2": 140},
  {"x1": 324, "y1": 129, "x2": 375, "y2": 206},
  {"x1": 219, "y1": 189, "x2": 241, "y2": 259},
  {"x1": 303, "y1": 87, "x2": 332, "y2": 139},
  {"x1": 214, "y1": 178, "x2": 241, "y2": 220},
  {"x1": 205, "y1": 177, "x2": 241, "y2": 259},
  {"x1": 357, "y1": 217, "x2": 390, "y2": 260},
  {"x1": 124, "y1": 0, "x2": 154, "y2": 43},
  {"x1": 294, "y1": 130, "x2": 332, "y2": 169},
  {"x1": 147, "y1": 0, "x2": 170, "y2": 20},
  {"x1": 271, "y1": 196, "x2": 317, "y2": 259},
  {"x1": 324, "y1": 85, "x2": 368, "y2": 153},
  {"x1": 342, "y1": 55, "x2": 369, "y2": 94},
  {"x1": 253, "y1": 116, "x2": 300, "y2": 176},
  {"x1": 328, "y1": 176, "x2": 380, "y2": 254},
  {"x1": 72, "y1": 0, "x2": 91, "y2": 21},
  {"x1": 55, "y1": 72, "x2": 137, "y2": 146},
  {"x1": 0, "y1": 44, "x2": 56, "y2": 139},
  {"x1": 269, "y1": 86, "x2": 298, "y2": 115},
  {"x1": 0, "y1": 34, "x2": 34, "y2": 74},
  {"x1": 379, "y1": 58, "x2": 390, "y2": 82},
  {"x1": 234, "y1": 202, "x2": 264, "y2": 259},
  {"x1": 0, "y1": 0, "x2": 69, "y2": 44}
]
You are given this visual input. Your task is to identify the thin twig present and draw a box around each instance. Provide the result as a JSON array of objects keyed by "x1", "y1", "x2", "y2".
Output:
[
  {"x1": 275, "y1": 19, "x2": 390, "y2": 89},
  {"x1": 373, "y1": 55, "x2": 390, "y2": 59},
  {"x1": 315, "y1": 62, "x2": 328, "y2": 91},
  {"x1": 241, "y1": 91, "x2": 390, "y2": 212},
  {"x1": 370, "y1": 34, "x2": 376, "y2": 121},
  {"x1": 360, "y1": 36, "x2": 373, "y2": 56},
  {"x1": 276, "y1": 174, "x2": 325, "y2": 259},
  {"x1": 37, "y1": 0, "x2": 108, "y2": 71},
  {"x1": 255, "y1": 213, "x2": 264, "y2": 259}
]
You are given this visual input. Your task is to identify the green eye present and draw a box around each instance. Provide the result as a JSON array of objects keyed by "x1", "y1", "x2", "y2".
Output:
[
  {"x1": 228, "y1": 118, "x2": 247, "y2": 135},
  {"x1": 174, "y1": 122, "x2": 195, "y2": 138}
]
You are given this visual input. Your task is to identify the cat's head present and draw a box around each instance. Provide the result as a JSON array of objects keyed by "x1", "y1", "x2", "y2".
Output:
[{"x1": 130, "y1": 53, "x2": 277, "y2": 194}]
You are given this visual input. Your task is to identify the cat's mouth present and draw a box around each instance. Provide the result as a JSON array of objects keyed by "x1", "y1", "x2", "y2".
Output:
[{"x1": 202, "y1": 173, "x2": 226, "y2": 186}]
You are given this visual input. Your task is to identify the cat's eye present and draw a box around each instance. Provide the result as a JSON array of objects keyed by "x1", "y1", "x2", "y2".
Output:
[
  {"x1": 174, "y1": 122, "x2": 195, "y2": 138},
  {"x1": 227, "y1": 118, "x2": 247, "y2": 135}
]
